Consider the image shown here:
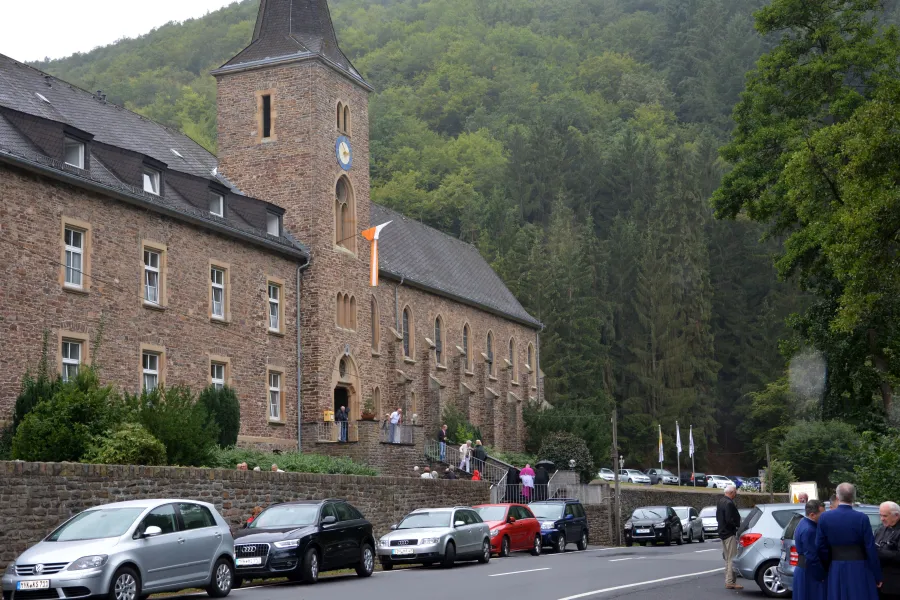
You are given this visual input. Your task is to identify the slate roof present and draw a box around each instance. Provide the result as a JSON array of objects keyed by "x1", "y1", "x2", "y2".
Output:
[
  {"x1": 372, "y1": 205, "x2": 541, "y2": 328},
  {"x1": 215, "y1": 0, "x2": 368, "y2": 87}
]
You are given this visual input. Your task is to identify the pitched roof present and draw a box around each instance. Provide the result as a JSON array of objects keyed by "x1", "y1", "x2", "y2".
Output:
[{"x1": 372, "y1": 204, "x2": 541, "y2": 328}]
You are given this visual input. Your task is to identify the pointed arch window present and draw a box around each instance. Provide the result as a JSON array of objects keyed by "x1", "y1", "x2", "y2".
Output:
[
  {"x1": 344, "y1": 105, "x2": 351, "y2": 135},
  {"x1": 486, "y1": 332, "x2": 494, "y2": 376},
  {"x1": 337, "y1": 102, "x2": 343, "y2": 131},
  {"x1": 335, "y1": 176, "x2": 356, "y2": 253},
  {"x1": 371, "y1": 296, "x2": 381, "y2": 352},
  {"x1": 373, "y1": 386, "x2": 382, "y2": 417},
  {"x1": 463, "y1": 323, "x2": 471, "y2": 371},
  {"x1": 434, "y1": 316, "x2": 443, "y2": 366},
  {"x1": 336, "y1": 292, "x2": 356, "y2": 330},
  {"x1": 509, "y1": 337, "x2": 518, "y2": 382},
  {"x1": 527, "y1": 342, "x2": 536, "y2": 388},
  {"x1": 402, "y1": 306, "x2": 413, "y2": 358}
]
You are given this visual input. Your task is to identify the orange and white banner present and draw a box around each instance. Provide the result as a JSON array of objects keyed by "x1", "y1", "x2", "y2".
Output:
[{"x1": 361, "y1": 221, "x2": 391, "y2": 287}]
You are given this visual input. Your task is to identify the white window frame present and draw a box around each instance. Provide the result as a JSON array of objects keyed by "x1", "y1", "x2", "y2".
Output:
[
  {"x1": 143, "y1": 249, "x2": 161, "y2": 305},
  {"x1": 268, "y1": 371, "x2": 282, "y2": 421},
  {"x1": 61, "y1": 340, "x2": 81, "y2": 382},
  {"x1": 210, "y1": 362, "x2": 225, "y2": 390},
  {"x1": 143, "y1": 167, "x2": 160, "y2": 195},
  {"x1": 64, "y1": 227, "x2": 84, "y2": 288},
  {"x1": 142, "y1": 351, "x2": 160, "y2": 391},
  {"x1": 266, "y1": 212, "x2": 281, "y2": 236},
  {"x1": 63, "y1": 137, "x2": 85, "y2": 169},
  {"x1": 211, "y1": 267, "x2": 225, "y2": 319},
  {"x1": 210, "y1": 193, "x2": 224, "y2": 217},
  {"x1": 268, "y1": 283, "x2": 281, "y2": 332}
]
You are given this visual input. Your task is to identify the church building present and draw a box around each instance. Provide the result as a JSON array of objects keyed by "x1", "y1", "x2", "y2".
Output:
[{"x1": 0, "y1": 0, "x2": 542, "y2": 472}]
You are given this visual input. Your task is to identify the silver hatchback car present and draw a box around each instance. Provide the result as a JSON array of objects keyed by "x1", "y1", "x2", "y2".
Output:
[
  {"x1": 377, "y1": 507, "x2": 491, "y2": 569},
  {"x1": 2, "y1": 499, "x2": 235, "y2": 600},
  {"x1": 733, "y1": 503, "x2": 804, "y2": 597}
]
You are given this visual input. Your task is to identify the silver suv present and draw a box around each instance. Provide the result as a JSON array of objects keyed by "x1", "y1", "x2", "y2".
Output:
[
  {"x1": 733, "y1": 503, "x2": 803, "y2": 597},
  {"x1": 377, "y1": 507, "x2": 491, "y2": 569},
  {"x1": 2, "y1": 499, "x2": 235, "y2": 600}
]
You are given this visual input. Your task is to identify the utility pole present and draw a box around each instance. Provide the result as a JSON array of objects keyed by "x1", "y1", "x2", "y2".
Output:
[
  {"x1": 766, "y1": 442, "x2": 774, "y2": 502},
  {"x1": 611, "y1": 409, "x2": 621, "y2": 546}
]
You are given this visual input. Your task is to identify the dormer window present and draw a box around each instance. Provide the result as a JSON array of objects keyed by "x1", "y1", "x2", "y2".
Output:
[
  {"x1": 266, "y1": 211, "x2": 281, "y2": 236},
  {"x1": 143, "y1": 167, "x2": 160, "y2": 195},
  {"x1": 210, "y1": 193, "x2": 224, "y2": 217},
  {"x1": 64, "y1": 137, "x2": 84, "y2": 169}
]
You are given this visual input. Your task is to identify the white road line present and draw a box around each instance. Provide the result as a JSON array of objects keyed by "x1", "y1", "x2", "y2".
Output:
[
  {"x1": 555, "y1": 568, "x2": 725, "y2": 600},
  {"x1": 608, "y1": 558, "x2": 632, "y2": 562},
  {"x1": 489, "y1": 567, "x2": 551, "y2": 577},
  {"x1": 542, "y1": 548, "x2": 618, "y2": 557},
  {"x1": 694, "y1": 549, "x2": 719, "y2": 553}
]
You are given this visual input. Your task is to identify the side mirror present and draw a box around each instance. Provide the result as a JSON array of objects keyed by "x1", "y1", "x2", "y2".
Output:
[
  {"x1": 507, "y1": 516, "x2": 517, "y2": 524},
  {"x1": 390, "y1": 524, "x2": 398, "y2": 531},
  {"x1": 142, "y1": 526, "x2": 162, "y2": 538},
  {"x1": 689, "y1": 516, "x2": 697, "y2": 521},
  {"x1": 565, "y1": 514, "x2": 574, "y2": 521},
  {"x1": 322, "y1": 515, "x2": 337, "y2": 526},
  {"x1": 455, "y1": 520, "x2": 465, "y2": 528}
]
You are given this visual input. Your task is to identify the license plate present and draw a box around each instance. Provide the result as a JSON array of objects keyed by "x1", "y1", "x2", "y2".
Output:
[
  {"x1": 236, "y1": 557, "x2": 262, "y2": 566},
  {"x1": 636, "y1": 529, "x2": 650, "y2": 534},
  {"x1": 17, "y1": 581, "x2": 50, "y2": 590},
  {"x1": 392, "y1": 548, "x2": 414, "y2": 556}
]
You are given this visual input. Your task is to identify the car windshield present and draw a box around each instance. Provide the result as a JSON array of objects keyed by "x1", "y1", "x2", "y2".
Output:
[
  {"x1": 674, "y1": 508, "x2": 689, "y2": 519},
  {"x1": 658, "y1": 470, "x2": 674, "y2": 476},
  {"x1": 474, "y1": 507, "x2": 507, "y2": 522},
  {"x1": 530, "y1": 504, "x2": 564, "y2": 520},
  {"x1": 632, "y1": 508, "x2": 666, "y2": 520},
  {"x1": 699, "y1": 507, "x2": 717, "y2": 518},
  {"x1": 250, "y1": 504, "x2": 319, "y2": 529},
  {"x1": 398, "y1": 512, "x2": 451, "y2": 530},
  {"x1": 47, "y1": 508, "x2": 145, "y2": 542}
]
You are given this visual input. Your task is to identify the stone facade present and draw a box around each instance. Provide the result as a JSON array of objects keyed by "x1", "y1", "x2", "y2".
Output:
[{"x1": 0, "y1": 460, "x2": 490, "y2": 571}]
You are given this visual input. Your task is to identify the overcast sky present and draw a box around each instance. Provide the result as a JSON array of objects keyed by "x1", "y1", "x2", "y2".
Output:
[{"x1": 1, "y1": 0, "x2": 238, "y2": 63}]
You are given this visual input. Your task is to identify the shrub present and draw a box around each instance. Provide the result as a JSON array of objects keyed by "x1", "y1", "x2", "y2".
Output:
[
  {"x1": 776, "y1": 420, "x2": 858, "y2": 486},
  {"x1": 488, "y1": 448, "x2": 537, "y2": 467},
  {"x1": 441, "y1": 404, "x2": 482, "y2": 445},
  {"x1": 198, "y1": 385, "x2": 241, "y2": 448},
  {"x1": 854, "y1": 431, "x2": 900, "y2": 504},
  {"x1": 126, "y1": 386, "x2": 218, "y2": 467},
  {"x1": 766, "y1": 459, "x2": 796, "y2": 494},
  {"x1": 84, "y1": 423, "x2": 167, "y2": 466},
  {"x1": 12, "y1": 369, "x2": 121, "y2": 462},
  {"x1": 208, "y1": 447, "x2": 378, "y2": 476},
  {"x1": 537, "y1": 431, "x2": 595, "y2": 482}
]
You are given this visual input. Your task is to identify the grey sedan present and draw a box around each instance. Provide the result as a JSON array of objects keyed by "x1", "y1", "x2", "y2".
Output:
[
  {"x1": 377, "y1": 507, "x2": 491, "y2": 569},
  {"x1": 2, "y1": 499, "x2": 235, "y2": 600}
]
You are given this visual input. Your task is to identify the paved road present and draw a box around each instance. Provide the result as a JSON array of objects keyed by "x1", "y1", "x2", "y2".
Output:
[{"x1": 161, "y1": 541, "x2": 765, "y2": 600}]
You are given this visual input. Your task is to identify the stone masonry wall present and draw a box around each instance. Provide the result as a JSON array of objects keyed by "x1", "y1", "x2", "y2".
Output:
[{"x1": 0, "y1": 461, "x2": 490, "y2": 571}]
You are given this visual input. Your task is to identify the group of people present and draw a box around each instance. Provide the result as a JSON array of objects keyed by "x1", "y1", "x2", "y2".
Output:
[
  {"x1": 456, "y1": 437, "x2": 487, "y2": 474},
  {"x1": 236, "y1": 462, "x2": 284, "y2": 473},
  {"x1": 717, "y1": 482, "x2": 900, "y2": 600},
  {"x1": 413, "y1": 465, "x2": 460, "y2": 480}
]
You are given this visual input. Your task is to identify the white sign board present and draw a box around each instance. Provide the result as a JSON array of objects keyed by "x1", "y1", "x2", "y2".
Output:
[{"x1": 789, "y1": 481, "x2": 818, "y2": 503}]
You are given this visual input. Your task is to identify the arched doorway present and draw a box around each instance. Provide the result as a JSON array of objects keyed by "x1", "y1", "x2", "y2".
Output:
[{"x1": 330, "y1": 351, "x2": 361, "y2": 421}]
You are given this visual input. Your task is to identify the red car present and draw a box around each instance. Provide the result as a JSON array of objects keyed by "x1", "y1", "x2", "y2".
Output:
[{"x1": 473, "y1": 503, "x2": 543, "y2": 557}]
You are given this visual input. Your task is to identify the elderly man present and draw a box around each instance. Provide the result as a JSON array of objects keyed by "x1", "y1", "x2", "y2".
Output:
[
  {"x1": 876, "y1": 501, "x2": 900, "y2": 600},
  {"x1": 717, "y1": 484, "x2": 743, "y2": 589},
  {"x1": 816, "y1": 483, "x2": 882, "y2": 600},
  {"x1": 798, "y1": 492, "x2": 810, "y2": 505},
  {"x1": 794, "y1": 500, "x2": 827, "y2": 600}
]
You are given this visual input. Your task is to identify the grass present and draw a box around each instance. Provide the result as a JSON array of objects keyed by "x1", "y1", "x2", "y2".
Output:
[{"x1": 206, "y1": 447, "x2": 378, "y2": 476}]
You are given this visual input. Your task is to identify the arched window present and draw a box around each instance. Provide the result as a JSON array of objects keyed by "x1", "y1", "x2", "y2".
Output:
[
  {"x1": 463, "y1": 323, "x2": 471, "y2": 371},
  {"x1": 343, "y1": 105, "x2": 351, "y2": 135},
  {"x1": 434, "y1": 316, "x2": 443, "y2": 366},
  {"x1": 486, "y1": 332, "x2": 494, "y2": 376},
  {"x1": 402, "y1": 307, "x2": 412, "y2": 358},
  {"x1": 336, "y1": 292, "x2": 343, "y2": 327},
  {"x1": 373, "y1": 386, "x2": 382, "y2": 417},
  {"x1": 410, "y1": 390, "x2": 418, "y2": 416},
  {"x1": 335, "y1": 176, "x2": 356, "y2": 253},
  {"x1": 337, "y1": 102, "x2": 343, "y2": 131},
  {"x1": 336, "y1": 293, "x2": 356, "y2": 330},
  {"x1": 371, "y1": 296, "x2": 381, "y2": 351},
  {"x1": 527, "y1": 342, "x2": 535, "y2": 387},
  {"x1": 509, "y1": 337, "x2": 517, "y2": 380}
]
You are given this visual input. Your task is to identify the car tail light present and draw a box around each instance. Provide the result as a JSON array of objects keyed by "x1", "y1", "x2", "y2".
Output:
[
  {"x1": 789, "y1": 546, "x2": 799, "y2": 566},
  {"x1": 739, "y1": 533, "x2": 762, "y2": 547}
]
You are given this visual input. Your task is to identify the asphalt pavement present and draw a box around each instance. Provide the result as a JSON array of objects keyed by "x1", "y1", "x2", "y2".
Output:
[{"x1": 152, "y1": 540, "x2": 767, "y2": 600}]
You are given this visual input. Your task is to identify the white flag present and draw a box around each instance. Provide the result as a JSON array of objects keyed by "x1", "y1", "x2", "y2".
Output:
[
  {"x1": 676, "y1": 422, "x2": 682, "y2": 454},
  {"x1": 689, "y1": 425, "x2": 695, "y2": 458},
  {"x1": 658, "y1": 424, "x2": 664, "y2": 464}
]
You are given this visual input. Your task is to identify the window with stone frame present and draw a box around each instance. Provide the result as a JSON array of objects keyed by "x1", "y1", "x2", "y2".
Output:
[
  {"x1": 268, "y1": 369, "x2": 283, "y2": 422},
  {"x1": 486, "y1": 332, "x2": 494, "y2": 376},
  {"x1": 434, "y1": 315, "x2": 444, "y2": 366},
  {"x1": 142, "y1": 350, "x2": 161, "y2": 391},
  {"x1": 509, "y1": 337, "x2": 518, "y2": 382},
  {"x1": 335, "y1": 176, "x2": 356, "y2": 253},
  {"x1": 463, "y1": 323, "x2": 472, "y2": 371},
  {"x1": 267, "y1": 280, "x2": 284, "y2": 334},
  {"x1": 371, "y1": 296, "x2": 381, "y2": 352},
  {"x1": 64, "y1": 226, "x2": 85, "y2": 289},
  {"x1": 210, "y1": 362, "x2": 226, "y2": 390},
  {"x1": 528, "y1": 343, "x2": 536, "y2": 388},
  {"x1": 142, "y1": 243, "x2": 166, "y2": 307},
  {"x1": 61, "y1": 339, "x2": 82, "y2": 382},
  {"x1": 210, "y1": 266, "x2": 226, "y2": 320},
  {"x1": 402, "y1": 306, "x2": 414, "y2": 359}
]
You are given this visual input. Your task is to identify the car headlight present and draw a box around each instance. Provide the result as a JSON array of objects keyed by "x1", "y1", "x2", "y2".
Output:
[
  {"x1": 4, "y1": 561, "x2": 15, "y2": 575},
  {"x1": 67, "y1": 555, "x2": 108, "y2": 571},
  {"x1": 379, "y1": 539, "x2": 390, "y2": 548},
  {"x1": 421, "y1": 537, "x2": 441, "y2": 544},
  {"x1": 624, "y1": 523, "x2": 632, "y2": 529},
  {"x1": 274, "y1": 539, "x2": 300, "y2": 549},
  {"x1": 490, "y1": 529, "x2": 499, "y2": 538},
  {"x1": 654, "y1": 523, "x2": 666, "y2": 528},
  {"x1": 541, "y1": 521, "x2": 556, "y2": 529}
]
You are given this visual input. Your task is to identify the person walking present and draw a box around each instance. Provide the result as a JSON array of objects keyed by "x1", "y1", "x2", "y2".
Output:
[
  {"x1": 794, "y1": 500, "x2": 827, "y2": 600},
  {"x1": 816, "y1": 482, "x2": 882, "y2": 600},
  {"x1": 389, "y1": 407, "x2": 403, "y2": 443},
  {"x1": 438, "y1": 424, "x2": 449, "y2": 462},
  {"x1": 473, "y1": 440, "x2": 487, "y2": 474},
  {"x1": 459, "y1": 440, "x2": 472, "y2": 472},
  {"x1": 717, "y1": 484, "x2": 743, "y2": 590},
  {"x1": 336, "y1": 404, "x2": 349, "y2": 442},
  {"x1": 534, "y1": 464, "x2": 550, "y2": 501},
  {"x1": 520, "y1": 463, "x2": 535, "y2": 501},
  {"x1": 876, "y1": 501, "x2": 900, "y2": 600}
]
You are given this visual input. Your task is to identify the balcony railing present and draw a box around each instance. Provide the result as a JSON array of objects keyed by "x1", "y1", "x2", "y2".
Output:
[
  {"x1": 380, "y1": 423, "x2": 414, "y2": 445},
  {"x1": 317, "y1": 421, "x2": 358, "y2": 443}
]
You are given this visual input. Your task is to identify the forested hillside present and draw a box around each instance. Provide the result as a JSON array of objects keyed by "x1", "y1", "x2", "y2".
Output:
[{"x1": 33, "y1": 0, "x2": 828, "y2": 470}]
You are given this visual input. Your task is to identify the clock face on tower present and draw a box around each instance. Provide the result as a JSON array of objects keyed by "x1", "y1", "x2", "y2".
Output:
[{"x1": 336, "y1": 135, "x2": 352, "y2": 171}]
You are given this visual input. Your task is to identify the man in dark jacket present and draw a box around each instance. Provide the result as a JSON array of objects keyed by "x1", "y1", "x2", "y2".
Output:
[
  {"x1": 534, "y1": 465, "x2": 550, "y2": 501},
  {"x1": 876, "y1": 501, "x2": 900, "y2": 599},
  {"x1": 335, "y1": 405, "x2": 349, "y2": 442},
  {"x1": 717, "y1": 485, "x2": 743, "y2": 590},
  {"x1": 473, "y1": 440, "x2": 487, "y2": 474}
]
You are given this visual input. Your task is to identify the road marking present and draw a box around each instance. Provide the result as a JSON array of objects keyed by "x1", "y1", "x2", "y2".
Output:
[
  {"x1": 542, "y1": 548, "x2": 618, "y2": 557},
  {"x1": 489, "y1": 567, "x2": 551, "y2": 577},
  {"x1": 609, "y1": 558, "x2": 633, "y2": 562},
  {"x1": 694, "y1": 549, "x2": 719, "y2": 553},
  {"x1": 555, "y1": 568, "x2": 725, "y2": 600}
]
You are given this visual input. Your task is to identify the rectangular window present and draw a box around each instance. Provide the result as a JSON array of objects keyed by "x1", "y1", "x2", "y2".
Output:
[
  {"x1": 209, "y1": 193, "x2": 224, "y2": 217},
  {"x1": 64, "y1": 227, "x2": 84, "y2": 288},
  {"x1": 142, "y1": 351, "x2": 160, "y2": 391},
  {"x1": 211, "y1": 362, "x2": 225, "y2": 390},
  {"x1": 61, "y1": 340, "x2": 81, "y2": 382},
  {"x1": 143, "y1": 168, "x2": 160, "y2": 195},
  {"x1": 268, "y1": 371, "x2": 282, "y2": 421},
  {"x1": 268, "y1": 282, "x2": 281, "y2": 332},
  {"x1": 211, "y1": 267, "x2": 225, "y2": 319},
  {"x1": 144, "y1": 249, "x2": 161, "y2": 304},
  {"x1": 64, "y1": 138, "x2": 84, "y2": 169},
  {"x1": 266, "y1": 212, "x2": 281, "y2": 236},
  {"x1": 262, "y1": 94, "x2": 272, "y2": 139}
]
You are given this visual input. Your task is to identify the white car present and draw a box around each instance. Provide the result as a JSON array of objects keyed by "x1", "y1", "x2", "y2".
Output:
[
  {"x1": 597, "y1": 468, "x2": 616, "y2": 482},
  {"x1": 619, "y1": 469, "x2": 651, "y2": 484},
  {"x1": 706, "y1": 475, "x2": 734, "y2": 490}
]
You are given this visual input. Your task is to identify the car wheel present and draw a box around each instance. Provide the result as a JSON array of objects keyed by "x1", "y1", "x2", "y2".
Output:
[
  {"x1": 500, "y1": 536, "x2": 511, "y2": 558},
  {"x1": 555, "y1": 532, "x2": 567, "y2": 553},
  {"x1": 686, "y1": 527, "x2": 693, "y2": 543},
  {"x1": 300, "y1": 547, "x2": 319, "y2": 584},
  {"x1": 206, "y1": 557, "x2": 234, "y2": 598},
  {"x1": 356, "y1": 543, "x2": 375, "y2": 578},
  {"x1": 478, "y1": 539, "x2": 491, "y2": 564},
  {"x1": 675, "y1": 526, "x2": 683, "y2": 545},
  {"x1": 577, "y1": 530, "x2": 588, "y2": 551},
  {"x1": 109, "y1": 567, "x2": 141, "y2": 600},
  {"x1": 699, "y1": 529, "x2": 705, "y2": 543},
  {"x1": 757, "y1": 560, "x2": 789, "y2": 597},
  {"x1": 531, "y1": 534, "x2": 542, "y2": 556},
  {"x1": 441, "y1": 541, "x2": 456, "y2": 569},
  {"x1": 380, "y1": 559, "x2": 393, "y2": 571}
]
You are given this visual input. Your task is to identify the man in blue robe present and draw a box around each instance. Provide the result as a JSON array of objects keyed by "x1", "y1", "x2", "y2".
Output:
[
  {"x1": 816, "y1": 483, "x2": 883, "y2": 600},
  {"x1": 795, "y1": 499, "x2": 827, "y2": 600}
]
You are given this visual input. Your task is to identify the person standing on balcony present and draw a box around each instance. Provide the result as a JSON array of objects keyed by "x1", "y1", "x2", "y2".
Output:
[
  {"x1": 459, "y1": 440, "x2": 472, "y2": 472},
  {"x1": 438, "y1": 424, "x2": 449, "y2": 461},
  {"x1": 389, "y1": 408, "x2": 402, "y2": 443},
  {"x1": 336, "y1": 405, "x2": 349, "y2": 442}
]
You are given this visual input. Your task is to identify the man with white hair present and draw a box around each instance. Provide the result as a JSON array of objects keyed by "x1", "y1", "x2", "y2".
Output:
[
  {"x1": 716, "y1": 484, "x2": 743, "y2": 589},
  {"x1": 875, "y1": 501, "x2": 900, "y2": 599},
  {"x1": 815, "y1": 483, "x2": 882, "y2": 600}
]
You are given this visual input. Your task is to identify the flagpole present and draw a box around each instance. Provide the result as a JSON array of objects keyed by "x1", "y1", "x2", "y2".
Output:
[
  {"x1": 691, "y1": 425, "x2": 696, "y2": 488},
  {"x1": 676, "y1": 421, "x2": 681, "y2": 486},
  {"x1": 658, "y1": 424, "x2": 663, "y2": 471}
]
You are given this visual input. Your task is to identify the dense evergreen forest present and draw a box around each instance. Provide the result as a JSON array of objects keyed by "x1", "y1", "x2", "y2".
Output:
[{"x1": 32, "y1": 0, "x2": 900, "y2": 474}]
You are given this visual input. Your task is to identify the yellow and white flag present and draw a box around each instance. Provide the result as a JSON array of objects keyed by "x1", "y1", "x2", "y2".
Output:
[
  {"x1": 658, "y1": 424, "x2": 664, "y2": 464},
  {"x1": 360, "y1": 221, "x2": 391, "y2": 287}
]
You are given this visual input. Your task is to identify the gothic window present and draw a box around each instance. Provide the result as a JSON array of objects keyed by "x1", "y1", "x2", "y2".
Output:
[
  {"x1": 402, "y1": 306, "x2": 413, "y2": 358},
  {"x1": 335, "y1": 176, "x2": 356, "y2": 253},
  {"x1": 337, "y1": 102, "x2": 343, "y2": 130},
  {"x1": 371, "y1": 296, "x2": 381, "y2": 351},
  {"x1": 434, "y1": 316, "x2": 443, "y2": 366},
  {"x1": 463, "y1": 323, "x2": 471, "y2": 371},
  {"x1": 527, "y1": 342, "x2": 536, "y2": 388},
  {"x1": 509, "y1": 337, "x2": 517, "y2": 381},
  {"x1": 486, "y1": 331, "x2": 494, "y2": 376}
]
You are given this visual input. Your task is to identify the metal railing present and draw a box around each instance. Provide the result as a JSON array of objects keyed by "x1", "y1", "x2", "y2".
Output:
[
  {"x1": 491, "y1": 483, "x2": 605, "y2": 505},
  {"x1": 317, "y1": 421, "x2": 358, "y2": 443},
  {"x1": 424, "y1": 439, "x2": 507, "y2": 484},
  {"x1": 380, "y1": 423, "x2": 414, "y2": 445}
]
